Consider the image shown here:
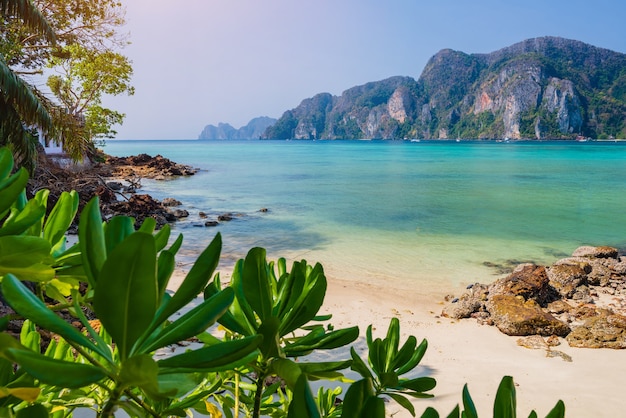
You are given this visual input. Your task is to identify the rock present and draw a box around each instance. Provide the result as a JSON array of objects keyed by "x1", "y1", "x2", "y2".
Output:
[
  {"x1": 546, "y1": 264, "x2": 587, "y2": 298},
  {"x1": 442, "y1": 283, "x2": 489, "y2": 319},
  {"x1": 516, "y1": 335, "x2": 548, "y2": 349},
  {"x1": 218, "y1": 213, "x2": 234, "y2": 221},
  {"x1": 546, "y1": 300, "x2": 573, "y2": 315},
  {"x1": 161, "y1": 197, "x2": 182, "y2": 207},
  {"x1": 489, "y1": 264, "x2": 557, "y2": 306},
  {"x1": 168, "y1": 209, "x2": 189, "y2": 219},
  {"x1": 566, "y1": 314, "x2": 626, "y2": 349},
  {"x1": 204, "y1": 221, "x2": 219, "y2": 227},
  {"x1": 259, "y1": 208, "x2": 269, "y2": 213},
  {"x1": 545, "y1": 350, "x2": 573, "y2": 362},
  {"x1": 486, "y1": 295, "x2": 570, "y2": 336},
  {"x1": 106, "y1": 181, "x2": 123, "y2": 191},
  {"x1": 199, "y1": 211, "x2": 207, "y2": 218},
  {"x1": 572, "y1": 245, "x2": 619, "y2": 259}
]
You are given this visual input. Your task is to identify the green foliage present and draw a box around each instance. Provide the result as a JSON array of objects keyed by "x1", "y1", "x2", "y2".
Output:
[
  {"x1": 0, "y1": 147, "x2": 566, "y2": 417},
  {"x1": 420, "y1": 376, "x2": 565, "y2": 418}
]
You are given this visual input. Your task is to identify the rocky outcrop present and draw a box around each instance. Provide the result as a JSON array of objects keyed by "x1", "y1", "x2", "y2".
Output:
[
  {"x1": 199, "y1": 116, "x2": 277, "y2": 140},
  {"x1": 263, "y1": 37, "x2": 626, "y2": 140},
  {"x1": 442, "y1": 245, "x2": 626, "y2": 349}
]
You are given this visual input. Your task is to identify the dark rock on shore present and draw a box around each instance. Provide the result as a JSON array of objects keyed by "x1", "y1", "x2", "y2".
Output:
[{"x1": 443, "y1": 245, "x2": 626, "y2": 349}]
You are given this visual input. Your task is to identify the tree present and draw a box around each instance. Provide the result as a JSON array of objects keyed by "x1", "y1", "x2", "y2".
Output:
[
  {"x1": 47, "y1": 43, "x2": 134, "y2": 141},
  {"x1": 1, "y1": 0, "x2": 131, "y2": 168},
  {"x1": 0, "y1": 0, "x2": 59, "y2": 170}
]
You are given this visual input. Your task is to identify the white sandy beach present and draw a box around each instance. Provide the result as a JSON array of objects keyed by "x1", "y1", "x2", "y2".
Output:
[{"x1": 318, "y1": 275, "x2": 626, "y2": 418}]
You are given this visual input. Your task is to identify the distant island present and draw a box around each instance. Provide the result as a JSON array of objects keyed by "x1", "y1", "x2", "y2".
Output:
[
  {"x1": 260, "y1": 36, "x2": 626, "y2": 140},
  {"x1": 198, "y1": 116, "x2": 277, "y2": 140}
]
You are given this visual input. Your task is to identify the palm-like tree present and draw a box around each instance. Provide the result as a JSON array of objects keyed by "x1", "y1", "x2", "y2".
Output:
[{"x1": 0, "y1": 0, "x2": 82, "y2": 170}]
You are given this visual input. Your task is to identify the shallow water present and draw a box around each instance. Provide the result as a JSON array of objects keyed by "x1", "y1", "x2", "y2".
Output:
[{"x1": 103, "y1": 139, "x2": 626, "y2": 291}]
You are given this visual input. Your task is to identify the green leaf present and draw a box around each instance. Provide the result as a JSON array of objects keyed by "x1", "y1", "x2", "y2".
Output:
[
  {"x1": 152, "y1": 233, "x2": 221, "y2": 327},
  {"x1": 138, "y1": 288, "x2": 234, "y2": 353},
  {"x1": 391, "y1": 335, "x2": 417, "y2": 371},
  {"x1": 446, "y1": 405, "x2": 460, "y2": 418},
  {"x1": 78, "y1": 197, "x2": 106, "y2": 287},
  {"x1": 462, "y1": 384, "x2": 478, "y2": 418},
  {"x1": 388, "y1": 393, "x2": 415, "y2": 416},
  {"x1": 158, "y1": 335, "x2": 262, "y2": 372},
  {"x1": 493, "y1": 376, "x2": 516, "y2": 418},
  {"x1": 153, "y1": 223, "x2": 170, "y2": 251},
  {"x1": 1, "y1": 275, "x2": 101, "y2": 354},
  {"x1": 0, "y1": 200, "x2": 46, "y2": 237},
  {"x1": 242, "y1": 247, "x2": 273, "y2": 321},
  {"x1": 104, "y1": 216, "x2": 135, "y2": 254},
  {"x1": 258, "y1": 316, "x2": 281, "y2": 359},
  {"x1": 544, "y1": 400, "x2": 565, "y2": 418},
  {"x1": 287, "y1": 374, "x2": 321, "y2": 418},
  {"x1": 340, "y1": 378, "x2": 376, "y2": 418},
  {"x1": 43, "y1": 191, "x2": 78, "y2": 251},
  {"x1": 384, "y1": 317, "x2": 400, "y2": 372},
  {"x1": 279, "y1": 264, "x2": 328, "y2": 336},
  {"x1": 5, "y1": 348, "x2": 105, "y2": 388},
  {"x1": 0, "y1": 236, "x2": 54, "y2": 281},
  {"x1": 269, "y1": 358, "x2": 302, "y2": 389},
  {"x1": 396, "y1": 338, "x2": 428, "y2": 375},
  {"x1": 285, "y1": 326, "x2": 359, "y2": 357},
  {"x1": 420, "y1": 407, "x2": 440, "y2": 418},
  {"x1": 369, "y1": 338, "x2": 385, "y2": 377},
  {"x1": 350, "y1": 347, "x2": 374, "y2": 380},
  {"x1": 138, "y1": 216, "x2": 157, "y2": 234},
  {"x1": 156, "y1": 249, "x2": 175, "y2": 300},
  {"x1": 0, "y1": 168, "x2": 28, "y2": 216},
  {"x1": 119, "y1": 354, "x2": 175, "y2": 399},
  {"x1": 528, "y1": 412, "x2": 538, "y2": 418},
  {"x1": 399, "y1": 377, "x2": 437, "y2": 394},
  {"x1": 93, "y1": 232, "x2": 157, "y2": 360},
  {"x1": 0, "y1": 148, "x2": 14, "y2": 181},
  {"x1": 15, "y1": 403, "x2": 49, "y2": 418}
]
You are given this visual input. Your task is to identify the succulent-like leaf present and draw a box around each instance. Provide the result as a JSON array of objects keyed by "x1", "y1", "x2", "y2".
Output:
[
  {"x1": 93, "y1": 232, "x2": 157, "y2": 360},
  {"x1": 242, "y1": 247, "x2": 273, "y2": 321},
  {"x1": 462, "y1": 383, "x2": 478, "y2": 418},
  {"x1": 0, "y1": 168, "x2": 28, "y2": 216},
  {"x1": 43, "y1": 191, "x2": 78, "y2": 250},
  {"x1": 340, "y1": 378, "x2": 375, "y2": 418},
  {"x1": 544, "y1": 400, "x2": 565, "y2": 418},
  {"x1": 1, "y1": 275, "x2": 101, "y2": 354},
  {"x1": 152, "y1": 233, "x2": 221, "y2": 327},
  {"x1": 137, "y1": 288, "x2": 234, "y2": 353},
  {"x1": 78, "y1": 197, "x2": 106, "y2": 287},
  {"x1": 388, "y1": 393, "x2": 415, "y2": 417},
  {"x1": 396, "y1": 338, "x2": 428, "y2": 375},
  {"x1": 103, "y1": 216, "x2": 135, "y2": 255},
  {"x1": 287, "y1": 373, "x2": 321, "y2": 418},
  {"x1": 5, "y1": 348, "x2": 106, "y2": 388},
  {"x1": 157, "y1": 335, "x2": 262, "y2": 372},
  {"x1": 493, "y1": 376, "x2": 516, "y2": 418}
]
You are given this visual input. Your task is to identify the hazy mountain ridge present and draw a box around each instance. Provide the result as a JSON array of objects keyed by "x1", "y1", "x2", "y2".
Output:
[
  {"x1": 263, "y1": 37, "x2": 626, "y2": 140},
  {"x1": 199, "y1": 116, "x2": 277, "y2": 140}
]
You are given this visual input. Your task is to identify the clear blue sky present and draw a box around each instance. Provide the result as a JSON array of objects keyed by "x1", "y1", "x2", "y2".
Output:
[{"x1": 105, "y1": 0, "x2": 626, "y2": 140}]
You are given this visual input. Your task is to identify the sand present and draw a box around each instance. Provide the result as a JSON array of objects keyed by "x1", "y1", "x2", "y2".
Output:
[
  {"x1": 167, "y1": 265, "x2": 626, "y2": 418},
  {"x1": 318, "y1": 276, "x2": 626, "y2": 418}
]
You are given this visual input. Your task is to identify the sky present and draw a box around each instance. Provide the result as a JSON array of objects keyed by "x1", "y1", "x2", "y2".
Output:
[{"x1": 104, "y1": 0, "x2": 626, "y2": 140}]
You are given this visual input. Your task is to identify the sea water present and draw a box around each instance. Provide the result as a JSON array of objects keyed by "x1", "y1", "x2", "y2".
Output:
[{"x1": 103, "y1": 140, "x2": 626, "y2": 293}]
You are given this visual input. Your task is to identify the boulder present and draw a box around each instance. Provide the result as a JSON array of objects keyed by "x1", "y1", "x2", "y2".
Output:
[
  {"x1": 572, "y1": 245, "x2": 619, "y2": 259},
  {"x1": 161, "y1": 197, "x2": 182, "y2": 207},
  {"x1": 489, "y1": 264, "x2": 557, "y2": 306},
  {"x1": 204, "y1": 221, "x2": 219, "y2": 227},
  {"x1": 566, "y1": 314, "x2": 626, "y2": 349},
  {"x1": 486, "y1": 295, "x2": 570, "y2": 336},
  {"x1": 441, "y1": 283, "x2": 489, "y2": 319},
  {"x1": 546, "y1": 264, "x2": 587, "y2": 298},
  {"x1": 168, "y1": 209, "x2": 189, "y2": 219}
]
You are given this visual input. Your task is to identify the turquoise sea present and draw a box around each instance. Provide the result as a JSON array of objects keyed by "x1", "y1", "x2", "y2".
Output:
[{"x1": 103, "y1": 140, "x2": 626, "y2": 293}]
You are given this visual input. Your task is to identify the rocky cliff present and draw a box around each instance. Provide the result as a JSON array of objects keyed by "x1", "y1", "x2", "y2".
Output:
[
  {"x1": 199, "y1": 116, "x2": 277, "y2": 140},
  {"x1": 263, "y1": 37, "x2": 626, "y2": 140}
]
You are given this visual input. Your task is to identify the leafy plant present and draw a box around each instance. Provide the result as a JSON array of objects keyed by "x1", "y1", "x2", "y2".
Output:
[{"x1": 420, "y1": 376, "x2": 565, "y2": 418}]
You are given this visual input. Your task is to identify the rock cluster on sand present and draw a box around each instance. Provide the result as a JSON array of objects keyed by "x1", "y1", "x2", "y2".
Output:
[{"x1": 442, "y1": 246, "x2": 626, "y2": 349}]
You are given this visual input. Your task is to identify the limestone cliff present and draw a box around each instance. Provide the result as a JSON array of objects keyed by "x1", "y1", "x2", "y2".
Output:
[
  {"x1": 199, "y1": 116, "x2": 277, "y2": 140},
  {"x1": 263, "y1": 37, "x2": 626, "y2": 140}
]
